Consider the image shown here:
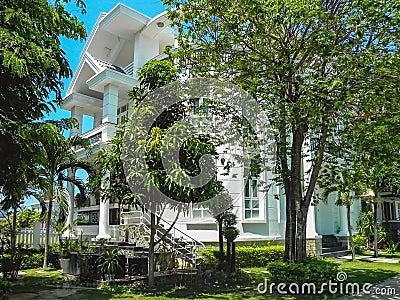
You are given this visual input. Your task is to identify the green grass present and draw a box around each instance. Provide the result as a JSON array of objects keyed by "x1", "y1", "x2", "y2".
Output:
[
  {"x1": 10, "y1": 254, "x2": 400, "y2": 299},
  {"x1": 337, "y1": 257, "x2": 400, "y2": 286},
  {"x1": 12, "y1": 268, "x2": 64, "y2": 294}
]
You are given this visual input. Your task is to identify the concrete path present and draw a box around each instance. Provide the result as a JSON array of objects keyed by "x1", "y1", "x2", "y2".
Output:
[{"x1": 339, "y1": 274, "x2": 400, "y2": 299}]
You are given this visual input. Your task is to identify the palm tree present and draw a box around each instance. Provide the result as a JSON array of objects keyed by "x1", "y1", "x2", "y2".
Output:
[{"x1": 34, "y1": 123, "x2": 92, "y2": 268}]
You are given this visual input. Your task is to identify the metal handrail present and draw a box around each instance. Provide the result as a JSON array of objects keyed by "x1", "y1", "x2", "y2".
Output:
[{"x1": 142, "y1": 210, "x2": 206, "y2": 249}]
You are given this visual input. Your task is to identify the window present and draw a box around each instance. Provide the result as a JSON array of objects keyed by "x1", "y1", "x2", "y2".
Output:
[
  {"x1": 117, "y1": 104, "x2": 129, "y2": 124},
  {"x1": 193, "y1": 203, "x2": 212, "y2": 219},
  {"x1": 383, "y1": 202, "x2": 396, "y2": 221},
  {"x1": 191, "y1": 97, "x2": 209, "y2": 114},
  {"x1": 244, "y1": 178, "x2": 259, "y2": 219},
  {"x1": 396, "y1": 202, "x2": 400, "y2": 221},
  {"x1": 90, "y1": 212, "x2": 99, "y2": 224}
]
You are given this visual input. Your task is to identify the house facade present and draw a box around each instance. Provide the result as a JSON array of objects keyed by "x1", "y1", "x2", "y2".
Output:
[{"x1": 61, "y1": 3, "x2": 400, "y2": 255}]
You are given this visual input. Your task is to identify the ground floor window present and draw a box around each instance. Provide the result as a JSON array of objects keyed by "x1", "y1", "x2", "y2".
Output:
[
  {"x1": 383, "y1": 202, "x2": 396, "y2": 221},
  {"x1": 192, "y1": 204, "x2": 212, "y2": 219},
  {"x1": 109, "y1": 208, "x2": 120, "y2": 225}
]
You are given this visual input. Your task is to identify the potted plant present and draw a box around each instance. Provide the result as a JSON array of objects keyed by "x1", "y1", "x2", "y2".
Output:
[
  {"x1": 59, "y1": 238, "x2": 73, "y2": 274},
  {"x1": 97, "y1": 248, "x2": 122, "y2": 281}
]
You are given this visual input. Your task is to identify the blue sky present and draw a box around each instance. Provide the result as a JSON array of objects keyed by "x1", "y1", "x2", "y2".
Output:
[{"x1": 26, "y1": 1, "x2": 166, "y2": 208}]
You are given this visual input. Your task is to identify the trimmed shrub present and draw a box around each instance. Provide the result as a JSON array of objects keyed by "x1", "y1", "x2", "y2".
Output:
[
  {"x1": 201, "y1": 245, "x2": 285, "y2": 267},
  {"x1": 20, "y1": 253, "x2": 44, "y2": 269},
  {"x1": 267, "y1": 257, "x2": 339, "y2": 289}
]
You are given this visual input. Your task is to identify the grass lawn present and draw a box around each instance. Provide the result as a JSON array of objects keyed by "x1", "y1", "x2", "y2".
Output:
[
  {"x1": 336, "y1": 252, "x2": 400, "y2": 286},
  {"x1": 10, "y1": 254, "x2": 400, "y2": 300}
]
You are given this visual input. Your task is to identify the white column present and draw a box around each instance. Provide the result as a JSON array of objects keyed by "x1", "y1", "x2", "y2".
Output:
[
  {"x1": 96, "y1": 199, "x2": 111, "y2": 239},
  {"x1": 306, "y1": 205, "x2": 319, "y2": 238},
  {"x1": 71, "y1": 106, "x2": 83, "y2": 136},
  {"x1": 63, "y1": 168, "x2": 76, "y2": 237},
  {"x1": 33, "y1": 222, "x2": 41, "y2": 250},
  {"x1": 102, "y1": 84, "x2": 118, "y2": 124},
  {"x1": 337, "y1": 205, "x2": 349, "y2": 236},
  {"x1": 96, "y1": 172, "x2": 111, "y2": 240}
]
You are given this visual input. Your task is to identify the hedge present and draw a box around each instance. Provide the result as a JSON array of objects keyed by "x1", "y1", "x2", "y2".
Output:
[
  {"x1": 201, "y1": 245, "x2": 285, "y2": 267},
  {"x1": 267, "y1": 256, "x2": 339, "y2": 289}
]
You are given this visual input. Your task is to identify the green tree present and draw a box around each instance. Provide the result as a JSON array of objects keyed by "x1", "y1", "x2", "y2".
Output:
[
  {"x1": 223, "y1": 212, "x2": 239, "y2": 273},
  {"x1": 0, "y1": 0, "x2": 87, "y2": 187},
  {"x1": 319, "y1": 167, "x2": 364, "y2": 261},
  {"x1": 122, "y1": 59, "x2": 226, "y2": 287},
  {"x1": 34, "y1": 123, "x2": 91, "y2": 268},
  {"x1": 17, "y1": 208, "x2": 41, "y2": 229},
  {"x1": 164, "y1": 0, "x2": 400, "y2": 261},
  {"x1": 344, "y1": 114, "x2": 400, "y2": 257},
  {"x1": 206, "y1": 191, "x2": 232, "y2": 266}
]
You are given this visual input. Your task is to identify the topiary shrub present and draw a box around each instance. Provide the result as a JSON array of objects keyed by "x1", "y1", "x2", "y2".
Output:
[
  {"x1": 267, "y1": 257, "x2": 339, "y2": 289},
  {"x1": 201, "y1": 245, "x2": 285, "y2": 268}
]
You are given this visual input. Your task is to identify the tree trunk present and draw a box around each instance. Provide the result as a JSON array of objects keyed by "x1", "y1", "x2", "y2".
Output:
[
  {"x1": 226, "y1": 240, "x2": 231, "y2": 271},
  {"x1": 148, "y1": 212, "x2": 156, "y2": 288},
  {"x1": 218, "y1": 218, "x2": 224, "y2": 254},
  {"x1": 43, "y1": 186, "x2": 54, "y2": 269},
  {"x1": 295, "y1": 207, "x2": 308, "y2": 262},
  {"x1": 284, "y1": 191, "x2": 296, "y2": 261},
  {"x1": 373, "y1": 202, "x2": 378, "y2": 258},
  {"x1": 11, "y1": 207, "x2": 17, "y2": 251},
  {"x1": 231, "y1": 242, "x2": 236, "y2": 273},
  {"x1": 347, "y1": 205, "x2": 355, "y2": 261}
]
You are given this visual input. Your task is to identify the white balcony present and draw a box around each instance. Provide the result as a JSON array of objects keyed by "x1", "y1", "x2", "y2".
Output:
[{"x1": 75, "y1": 122, "x2": 116, "y2": 156}]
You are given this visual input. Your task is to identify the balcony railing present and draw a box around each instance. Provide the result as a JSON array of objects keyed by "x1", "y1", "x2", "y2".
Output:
[
  {"x1": 75, "y1": 123, "x2": 116, "y2": 151},
  {"x1": 123, "y1": 62, "x2": 135, "y2": 77}
]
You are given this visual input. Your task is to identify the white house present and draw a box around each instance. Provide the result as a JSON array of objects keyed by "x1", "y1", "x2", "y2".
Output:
[{"x1": 61, "y1": 3, "x2": 400, "y2": 256}]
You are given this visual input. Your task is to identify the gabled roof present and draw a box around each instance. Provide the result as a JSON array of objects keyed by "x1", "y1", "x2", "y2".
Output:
[{"x1": 63, "y1": 3, "x2": 174, "y2": 106}]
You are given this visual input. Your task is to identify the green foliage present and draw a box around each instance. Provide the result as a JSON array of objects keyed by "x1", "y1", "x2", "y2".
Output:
[
  {"x1": 17, "y1": 208, "x2": 41, "y2": 229},
  {"x1": 201, "y1": 246, "x2": 285, "y2": 267},
  {"x1": 73, "y1": 215, "x2": 88, "y2": 225},
  {"x1": 0, "y1": 246, "x2": 24, "y2": 279},
  {"x1": 20, "y1": 253, "x2": 43, "y2": 270},
  {"x1": 0, "y1": 0, "x2": 87, "y2": 201},
  {"x1": 386, "y1": 242, "x2": 399, "y2": 254},
  {"x1": 353, "y1": 234, "x2": 368, "y2": 255},
  {"x1": 96, "y1": 248, "x2": 122, "y2": 276},
  {"x1": 31, "y1": 123, "x2": 92, "y2": 268},
  {"x1": 165, "y1": 0, "x2": 400, "y2": 262},
  {"x1": 268, "y1": 257, "x2": 339, "y2": 288},
  {"x1": 0, "y1": 278, "x2": 13, "y2": 300}
]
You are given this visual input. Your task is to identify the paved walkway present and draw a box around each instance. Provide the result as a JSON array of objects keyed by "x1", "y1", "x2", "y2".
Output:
[{"x1": 337, "y1": 255, "x2": 399, "y2": 264}]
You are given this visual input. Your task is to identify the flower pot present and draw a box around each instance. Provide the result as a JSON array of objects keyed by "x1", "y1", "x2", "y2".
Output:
[
  {"x1": 104, "y1": 274, "x2": 115, "y2": 281},
  {"x1": 60, "y1": 258, "x2": 71, "y2": 274}
]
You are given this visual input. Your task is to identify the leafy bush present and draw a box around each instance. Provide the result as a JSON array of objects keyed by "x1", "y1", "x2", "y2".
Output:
[
  {"x1": 386, "y1": 242, "x2": 399, "y2": 254},
  {"x1": 0, "y1": 279, "x2": 13, "y2": 300},
  {"x1": 268, "y1": 257, "x2": 339, "y2": 289},
  {"x1": 353, "y1": 234, "x2": 368, "y2": 254},
  {"x1": 20, "y1": 253, "x2": 44, "y2": 269},
  {"x1": 201, "y1": 245, "x2": 284, "y2": 267}
]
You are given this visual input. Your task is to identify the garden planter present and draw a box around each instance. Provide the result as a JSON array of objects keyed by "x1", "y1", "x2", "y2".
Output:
[
  {"x1": 104, "y1": 274, "x2": 115, "y2": 281},
  {"x1": 60, "y1": 258, "x2": 70, "y2": 274}
]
